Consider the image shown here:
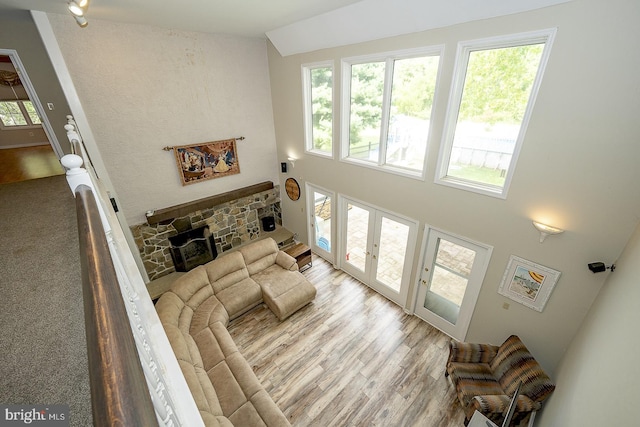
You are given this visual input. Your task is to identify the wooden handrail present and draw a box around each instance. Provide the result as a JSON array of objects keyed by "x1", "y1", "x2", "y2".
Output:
[{"x1": 75, "y1": 184, "x2": 158, "y2": 427}]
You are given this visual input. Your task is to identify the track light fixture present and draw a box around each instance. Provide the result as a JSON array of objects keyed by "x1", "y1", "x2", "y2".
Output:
[
  {"x1": 68, "y1": 1, "x2": 84, "y2": 16},
  {"x1": 73, "y1": 15, "x2": 88, "y2": 27},
  {"x1": 68, "y1": 0, "x2": 90, "y2": 27}
]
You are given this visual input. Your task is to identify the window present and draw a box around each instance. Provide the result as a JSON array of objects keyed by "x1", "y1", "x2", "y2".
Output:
[
  {"x1": 302, "y1": 62, "x2": 334, "y2": 157},
  {"x1": 341, "y1": 47, "x2": 442, "y2": 177},
  {"x1": 0, "y1": 100, "x2": 41, "y2": 128},
  {"x1": 436, "y1": 29, "x2": 556, "y2": 197}
]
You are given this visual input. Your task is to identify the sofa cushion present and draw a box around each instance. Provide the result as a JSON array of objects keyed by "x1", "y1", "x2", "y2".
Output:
[
  {"x1": 155, "y1": 291, "x2": 187, "y2": 329},
  {"x1": 214, "y1": 277, "x2": 262, "y2": 320},
  {"x1": 447, "y1": 362, "x2": 503, "y2": 406},
  {"x1": 228, "y1": 389, "x2": 290, "y2": 427},
  {"x1": 275, "y1": 251, "x2": 298, "y2": 271},
  {"x1": 239, "y1": 238, "x2": 280, "y2": 276},
  {"x1": 191, "y1": 295, "x2": 229, "y2": 334},
  {"x1": 467, "y1": 394, "x2": 540, "y2": 426},
  {"x1": 170, "y1": 266, "x2": 215, "y2": 309},
  {"x1": 489, "y1": 335, "x2": 555, "y2": 402},
  {"x1": 200, "y1": 412, "x2": 232, "y2": 427},
  {"x1": 204, "y1": 252, "x2": 251, "y2": 294},
  {"x1": 159, "y1": 315, "x2": 228, "y2": 424}
]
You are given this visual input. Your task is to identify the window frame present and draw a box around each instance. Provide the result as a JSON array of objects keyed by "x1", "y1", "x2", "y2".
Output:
[
  {"x1": 435, "y1": 28, "x2": 557, "y2": 198},
  {"x1": 0, "y1": 99, "x2": 42, "y2": 130},
  {"x1": 302, "y1": 60, "x2": 335, "y2": 159},
  {"x1": 340, "y1": 46, "x2": 444, "y2": 180}
]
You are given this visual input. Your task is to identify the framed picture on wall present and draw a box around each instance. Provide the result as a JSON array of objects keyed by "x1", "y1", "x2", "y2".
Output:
[
  {"x1": 498, "y1": 255, "x2": 561, "y2": 312},
  {"x1": 173, "y1": 138, "x2": 240, "y2": 185}
]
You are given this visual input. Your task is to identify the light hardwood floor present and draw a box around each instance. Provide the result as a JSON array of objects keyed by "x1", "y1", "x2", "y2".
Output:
[
  {"x1": 0, "y1": 145, "x2": 64, "y2": 184},
  {"x1": 227, "y1": 256, "x2": 466, "y2": 427}
]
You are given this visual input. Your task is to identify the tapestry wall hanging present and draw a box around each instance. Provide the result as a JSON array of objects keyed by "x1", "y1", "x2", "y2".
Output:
[{"x1": 172, "y1": 138, "x2": 240, "y2": 185}]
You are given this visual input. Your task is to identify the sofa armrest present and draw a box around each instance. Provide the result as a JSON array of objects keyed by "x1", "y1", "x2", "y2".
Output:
[
  {"x1": 466, "y1": 394, "x2": 540, "y2": 424},
  {"x1": 448, "y1": 340, "x2": 499, "y2": 364},
  {"x1": 276, "y1": 250, "x2": 298, "y2": 271}
]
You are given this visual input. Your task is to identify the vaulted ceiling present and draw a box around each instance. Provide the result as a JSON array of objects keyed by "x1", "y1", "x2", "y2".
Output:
[{"x1": 0, "y1": 0, "x2": 572, "y2": 55}]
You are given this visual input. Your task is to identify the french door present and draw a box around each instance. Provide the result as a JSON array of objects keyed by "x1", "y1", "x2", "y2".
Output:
[
  {"x1": 339, "y1": 196, "x2": 417, "y2": 306},
  {"x1": 414, "y1": 227, "x2": 492, "y2": 340},
  {"x1": 306, "y1": 183, "x2": 334, "y2": 263}
]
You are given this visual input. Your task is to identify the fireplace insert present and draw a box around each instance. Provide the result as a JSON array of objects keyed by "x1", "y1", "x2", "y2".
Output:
[{"x1": 169, "y1": 225, "x2": 218, "y2": 272}]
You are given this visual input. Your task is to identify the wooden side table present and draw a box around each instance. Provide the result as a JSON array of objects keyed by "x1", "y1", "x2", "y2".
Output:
[{"x1": 285, "y1": 242, "x2": 312, "y2": 271}]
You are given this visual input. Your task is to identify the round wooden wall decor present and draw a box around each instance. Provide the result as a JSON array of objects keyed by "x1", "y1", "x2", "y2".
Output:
[{"x1": 285, "y1": 178, "x2": 300, "y2": 201}]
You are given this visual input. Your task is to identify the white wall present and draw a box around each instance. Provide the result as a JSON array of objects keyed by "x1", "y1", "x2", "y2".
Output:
[
  {"x1": 46, "y1": 14, "x2": 279, "y2": 225},
  {"x1": 267, "y1": 0, "x2": 640, "y2": 374},
  {"x1": 536, "y1": 222, "x2": 640, "y2": 426}
]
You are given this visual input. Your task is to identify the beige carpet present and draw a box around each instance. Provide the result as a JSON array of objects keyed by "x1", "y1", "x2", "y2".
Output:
[{"x1": 0, "y1": 175, "x2": 92, "y2": 426}]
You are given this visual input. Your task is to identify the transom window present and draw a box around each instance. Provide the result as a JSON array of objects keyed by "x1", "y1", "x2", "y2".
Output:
[
  {"x1": 302, "y1": 61, "x2": 334, "y2": 157},
  {"x1": 436, "y1": 29, "x2": 556, "y2": 198},
  {"x1": 0, "y1": 100, "x2": 41, "y2": 128},
  {"x1": 341, "y1": 47, "x2": 442, "y2": 178}
]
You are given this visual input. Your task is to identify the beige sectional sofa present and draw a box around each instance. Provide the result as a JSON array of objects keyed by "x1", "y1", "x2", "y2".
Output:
[{"x1": 155, "y1": 238, "x2": 317, "y2": 426}]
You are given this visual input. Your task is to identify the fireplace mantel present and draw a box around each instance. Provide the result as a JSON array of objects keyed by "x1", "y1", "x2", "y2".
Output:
[{"x1": 146, "y1": 181, "x2": 274, "y2": 225}]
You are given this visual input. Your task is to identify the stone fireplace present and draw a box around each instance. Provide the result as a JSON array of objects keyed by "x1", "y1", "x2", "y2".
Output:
[{"x1": 131, "y1": 182, "x2": 282, "y2": 280}]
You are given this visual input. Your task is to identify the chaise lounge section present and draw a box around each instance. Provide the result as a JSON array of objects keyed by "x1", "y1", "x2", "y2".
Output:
[{"x1": 155, "y1": 238, "x2": 316, "y2": 426}]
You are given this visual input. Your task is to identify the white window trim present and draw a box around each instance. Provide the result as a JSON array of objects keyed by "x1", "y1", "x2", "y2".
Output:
[
  {"x1": 0, "y1": 100, "x2": 43, "y2": 130},
  {"x1": 305, "y1": 181, "x2": 336, "y2": 265},
  {"x1": 410, "y1": 223, "x2": 493, "y2": 341},
  {"x1": 340, "y1": 46, "x2": 444, "y2": 180},
  {"x1": 302, "y1": 60, "x2": 335, "y2": 159},
  {"x1": 435, "y1": 28, "x2": 557, "y2": 199},
  {"x1": 336, "y1": 192, "x2": 419, "y2": 307}
]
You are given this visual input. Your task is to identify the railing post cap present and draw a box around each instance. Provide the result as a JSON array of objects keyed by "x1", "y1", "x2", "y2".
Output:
[{"x1": 61, "y1": 154, "x2": 85, "y2": 175}]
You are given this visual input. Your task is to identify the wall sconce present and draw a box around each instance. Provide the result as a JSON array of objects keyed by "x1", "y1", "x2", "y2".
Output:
[
  {"x1": 68, "y1": 0, "x2": 89, "y2": 27},
  {"x1": 287, "y1": 157, "x2": 296, "y2": 168},
  {"x1": 532, "y1": 221, "x2": 564, "y2": 243},
  {"x1": 588, "y1": 262, "x2": 616, "y2": 273}
]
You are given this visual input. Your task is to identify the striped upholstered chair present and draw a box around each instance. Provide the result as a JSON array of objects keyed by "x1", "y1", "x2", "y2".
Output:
[{"x1": 445, "y1": 335, "x2": 555, "y2": 426}]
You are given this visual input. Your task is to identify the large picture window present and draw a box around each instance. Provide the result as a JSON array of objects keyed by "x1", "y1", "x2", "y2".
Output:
[
  {"x1": 302, "y1": 62, "x2": 334, "y2": 157},
  {"x1": 341, "y1": 47, "x2": 442, "y2": 178},
  {"x1": 436, "y1": 29, "x2": 556, "y2": 197}
]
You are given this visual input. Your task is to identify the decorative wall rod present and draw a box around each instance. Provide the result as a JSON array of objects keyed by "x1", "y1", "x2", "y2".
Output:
[{"x1": 162, "y1": 136, "x2": 245, "y2": 151}]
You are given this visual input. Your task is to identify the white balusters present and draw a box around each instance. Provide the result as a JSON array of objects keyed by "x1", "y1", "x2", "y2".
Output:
[{"x1": 61, "y1": 116, "x2": 204, "y2": 427}]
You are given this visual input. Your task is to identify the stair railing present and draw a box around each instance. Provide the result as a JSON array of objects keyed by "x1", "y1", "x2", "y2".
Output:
[{"x1": 62, "y1": 116, "x2": 204, "y2": 426}]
